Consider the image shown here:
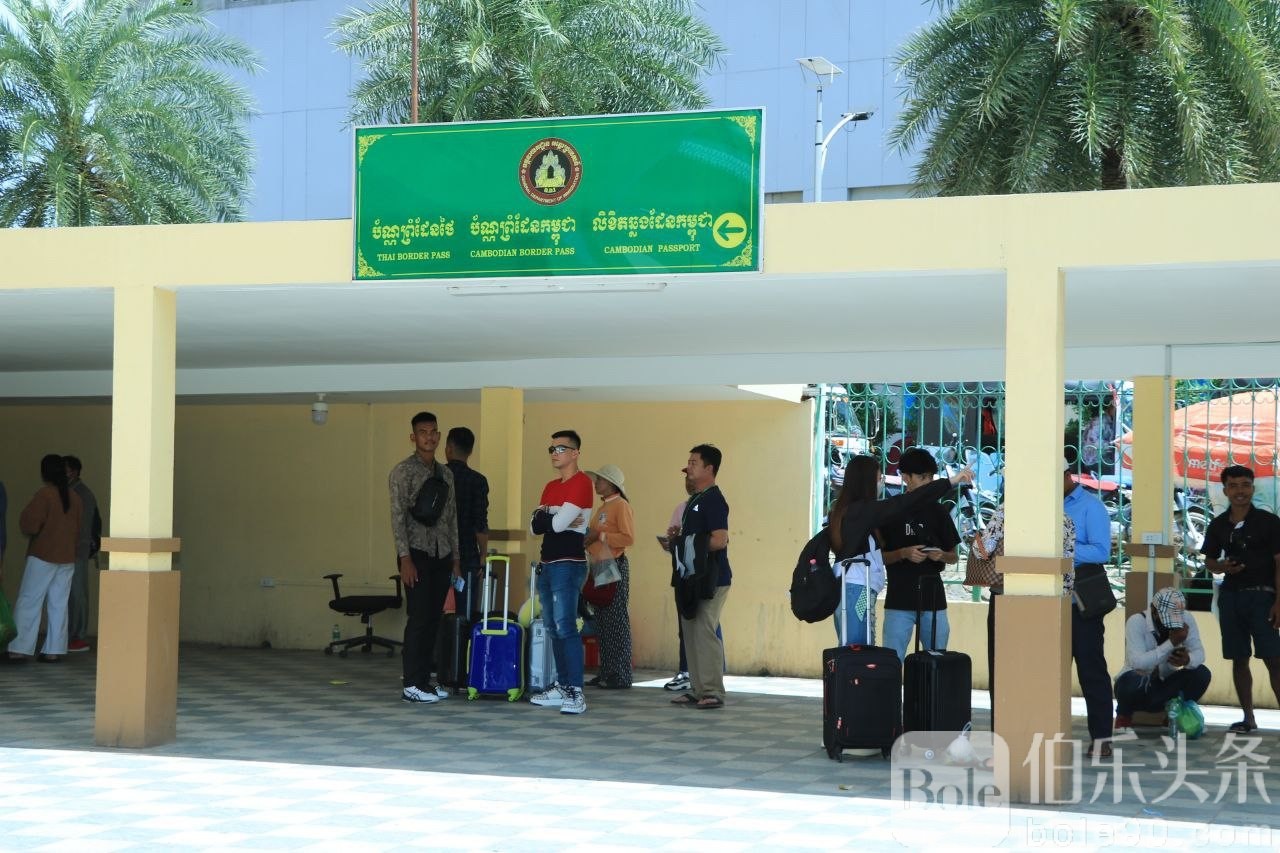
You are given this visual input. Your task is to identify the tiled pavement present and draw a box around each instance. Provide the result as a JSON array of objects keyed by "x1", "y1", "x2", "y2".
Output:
[{"x1": 3, "y1": 646, "x2": 1280, "y2": 850}]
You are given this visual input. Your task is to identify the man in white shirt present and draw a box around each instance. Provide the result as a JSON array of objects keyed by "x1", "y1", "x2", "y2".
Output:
[{"x1": 1114, "y1": 587, "x2": 1212, "y2": 732}]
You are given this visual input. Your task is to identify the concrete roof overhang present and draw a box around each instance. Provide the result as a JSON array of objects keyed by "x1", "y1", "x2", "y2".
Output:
[{"x1": 2, "y1": 183, "x2": 1279, "y2": 403}]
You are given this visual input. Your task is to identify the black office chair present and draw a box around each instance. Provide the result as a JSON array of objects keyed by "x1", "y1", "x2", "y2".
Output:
[{"x1": 323, "y1": 573, "x2": 403, "y2": 658}]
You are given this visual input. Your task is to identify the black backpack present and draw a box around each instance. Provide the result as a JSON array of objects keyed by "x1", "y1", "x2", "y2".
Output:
[
  {"x1": 789, "y1": 527, "x2": 842, "y2": 623},
  {"x1": 410, "y1": 463, "x2": 450, "y2": 527}
]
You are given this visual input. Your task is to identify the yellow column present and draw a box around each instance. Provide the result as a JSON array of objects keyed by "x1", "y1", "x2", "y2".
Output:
[
  {"x1": 475, "y1": 388, "x2": 528, "y2": 595},
  {"x1": 1124, "y1": 377, "x2": 1177, "y2": 613},
  {"x1": 95, "y1": 285, "x2": 181, "y2": 748},
  {"x1": 996, "y1": 260, "x2": 1073, "y2": 804}
]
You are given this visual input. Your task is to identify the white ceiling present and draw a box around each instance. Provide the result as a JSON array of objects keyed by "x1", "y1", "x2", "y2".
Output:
[{"x1": 2, "y1": 262, "x2": 1279, "y2": 402}]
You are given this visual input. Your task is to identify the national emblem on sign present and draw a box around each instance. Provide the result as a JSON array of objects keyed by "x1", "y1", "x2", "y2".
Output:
[{"x1": 519, "y1": 138, "x2": 582, "y2": 205}]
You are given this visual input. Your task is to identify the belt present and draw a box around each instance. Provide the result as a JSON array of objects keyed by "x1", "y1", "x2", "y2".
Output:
[{"x1": 1239, "y1": 585, "x2": 1277, "y2": 593}]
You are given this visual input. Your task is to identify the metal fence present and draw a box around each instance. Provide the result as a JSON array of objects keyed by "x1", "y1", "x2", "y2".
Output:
[{"x1": 816, "y1": 379, "x2": 1280, "y2": 606}]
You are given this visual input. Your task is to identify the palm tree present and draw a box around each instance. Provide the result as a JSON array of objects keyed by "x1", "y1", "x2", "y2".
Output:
[
  {"x1": 0, "y1": 0, "x2": 259, "y2": 226},
  {"x1": 890, "y1": 1, "x2": 1280, "y2": 195},
  {"x1": 332, "y1": 0, "x2": 724, "y2": 125}
]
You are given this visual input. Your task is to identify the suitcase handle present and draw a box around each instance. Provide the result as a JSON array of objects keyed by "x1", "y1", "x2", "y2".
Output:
[
  {"x1": 914, "y1": 575, "x2": 939, "y2": 654},
  {"x1": 480, "y1": 555, "x2": 511, "y2": 636}
]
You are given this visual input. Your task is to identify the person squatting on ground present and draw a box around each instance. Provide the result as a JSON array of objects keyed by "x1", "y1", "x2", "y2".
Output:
[
  {"x1": 879, "y1": 447, "x2": 962, "y2": 663},
  {"x1": 389, "y1": 412, "x2": 461, "y2": 705},
  {"x1": 63, "y1": 455, "x2": 98, "y2": 654},
  {"x1": 1201, "y1": 464, "x2": 1280, "y2": 734},
  {"x1": 8, "y1": 454, "x2": 83, "y2": 662},
  {"x1": 669, "y1": 444, "x2": 731, "y2": 710},
  {"x1": 826, "y1": 454, "x2": 974, "y2": 647},
  {"x1": 528, "y1": 430, "x2": 594, "y2": 715},
  {"x1": 584, "y1": 463, "x2": 635, "y2": 689},
  {"x1": 1114, "y1": 587, "x2": 1211, "y2": 732}
]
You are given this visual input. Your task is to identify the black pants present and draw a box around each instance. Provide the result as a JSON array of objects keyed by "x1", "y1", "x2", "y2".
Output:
[
  {"x1": 1115, "y1": 665, "x2": 1212, "y2": 715},
  {"x1": 1071, "y1": 605, "x2": 1114, "y2": 741},
  {"x1": 988, "y1": 592, "x2": 1115, "y2": 740},
  {"x1": 402, "y1": 548, "x2": 453, "y2": 691}
]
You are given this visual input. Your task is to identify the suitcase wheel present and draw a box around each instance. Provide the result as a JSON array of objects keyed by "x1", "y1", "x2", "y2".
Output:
[
  {"x1": 881, "y1": 746, "x2": 891, "y2": 759},
  {"x1": 923, "y1": 749, "x2": 935, "y2": 761},
  {"x1": 467, "y1": 688, "x2": 478, "y2": 700},
  {"x1": 506, "y1": 688, "x2": 522, "y2": 702},
  {"x1": 338, "y1": 649, "x2": 348, "y2": 659}
]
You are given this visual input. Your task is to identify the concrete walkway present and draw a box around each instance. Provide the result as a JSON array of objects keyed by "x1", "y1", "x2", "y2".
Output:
[{"x1": 3, "y1": 646, "x2": 1279, "y2": 850}]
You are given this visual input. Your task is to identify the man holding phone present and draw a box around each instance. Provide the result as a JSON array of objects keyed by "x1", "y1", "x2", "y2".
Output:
[
  {"x1": 1113, "y1": 587, "x2": 1211, "y2": 732},
  {"x1": 1202, "y1": 465, "x2": 1280, "y2": 733},
  {"x1": 879, "y1": 448, "x2": 961, "y2": 663}
]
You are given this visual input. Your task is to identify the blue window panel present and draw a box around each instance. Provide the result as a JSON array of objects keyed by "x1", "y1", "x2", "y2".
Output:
[
  {"x1": 848, "y1": 0, "x2": 887, "y2": 63},
  {"x1": 802, "y1": 0, "x2": 851, "y2": 67},
  {"x1": 305, "y1": 108, "x2": 353, "y2": 219},
  {"x1": 228, "y1": 3, "x2": 285, "y2": 117},
  {"x1": 247, "y1": 112, "x2": 285, "y2": 222},
  {"x1": 714, "y1": 0, "x2": 783, "y2": 73},
  {"x1": 281, "y1": 2, "x2": 309, "y2": 114},
  {"x1": 306, "y1": 0, "x2": 354, "y2": 111},
  {"x1": 281, "y1": 110, "x2": 308, "y2": 221}
]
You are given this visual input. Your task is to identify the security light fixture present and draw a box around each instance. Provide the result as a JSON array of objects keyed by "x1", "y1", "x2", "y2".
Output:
[
  {"x1": 311, "y1": 393, "x2": 329, "y2": 426},
  {"x1": 797, "y1": 56, "x2": 843, "y2": 81},
  {"x1": 795, "y1": 57, "x2": 876, "y2": 203}
]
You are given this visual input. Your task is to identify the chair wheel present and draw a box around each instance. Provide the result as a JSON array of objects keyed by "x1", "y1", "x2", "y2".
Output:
[
  {"x1": 338, "y1": 649, "x2": 348, "y2": 658},
  {"x1": 324, "y1": 646, "x2": 333, "y2": 656}
]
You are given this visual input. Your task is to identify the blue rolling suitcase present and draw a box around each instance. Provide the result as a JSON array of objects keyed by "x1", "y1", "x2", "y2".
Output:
[{"x1": 467, "y1": 555, "x2": 524, "y2": 702}]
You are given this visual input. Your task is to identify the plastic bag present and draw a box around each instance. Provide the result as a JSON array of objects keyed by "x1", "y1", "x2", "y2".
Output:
[
  {"x1": 1167, "y1": 697, "x2": 1205, "y2": 739},
  {"x1": 0, "y1": 589, "x2": 16, "y2": 652}
]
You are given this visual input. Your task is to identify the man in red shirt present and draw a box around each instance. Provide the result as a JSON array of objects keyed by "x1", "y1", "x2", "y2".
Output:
[{"x1": 528, "y1": 429, "x2": 594, "y2": 715}]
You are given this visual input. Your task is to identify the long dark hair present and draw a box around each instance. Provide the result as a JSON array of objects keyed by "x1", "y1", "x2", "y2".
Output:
[
  {"x1": 829, "y1": 455, "x2": 880, "y2": 552},
  {"x1": 40, "y1": 453, "x2": 71, "y2": 512}
]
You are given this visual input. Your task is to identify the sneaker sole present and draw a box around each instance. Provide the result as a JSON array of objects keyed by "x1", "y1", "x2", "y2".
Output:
[
  {"x1": 530, "y1": 699, "x2": 565, "y2": 707},
  {"x1": 560, "y1": 705, "x2": 586, "y2": 715},
  {"x1": 401, "y1": 694, "x2": 439, "y2": 704}
]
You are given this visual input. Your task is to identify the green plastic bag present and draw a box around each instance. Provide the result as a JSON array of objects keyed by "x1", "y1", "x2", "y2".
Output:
[
  {"x1": 1168, "y1": 697, "x2": 1206, "y2": 739},
  {"x1": 0, "y1": 589, "x2": 16, "y2": 652}
]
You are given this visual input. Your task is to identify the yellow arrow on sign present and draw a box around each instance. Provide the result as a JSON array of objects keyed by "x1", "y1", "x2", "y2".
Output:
[{"x1": 712, "y1": 212, "x2": 747, "y2": 249}]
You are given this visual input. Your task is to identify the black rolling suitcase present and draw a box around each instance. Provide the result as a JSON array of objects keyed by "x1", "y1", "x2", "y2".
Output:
[
  {"x1": 436, "y1": 578, "x2": 472, "y2": 694},
  {"x1": 822, "y1": 559, "x2": 901, "y2": 761},
  {"x1": 902, "y1": 579, "x2": 972, "y2": 733}
]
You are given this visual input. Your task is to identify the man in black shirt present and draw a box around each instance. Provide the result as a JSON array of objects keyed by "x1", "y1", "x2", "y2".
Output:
[
  {"x1": 880, "y1": 448, "x2": 961, "y2": 663},
  {"x1": 1201, "y1": 465, "x2": 1280, "y2": 733},
  {"x1": 445, "y1": 427, "x2": 489, "y2": 619}
]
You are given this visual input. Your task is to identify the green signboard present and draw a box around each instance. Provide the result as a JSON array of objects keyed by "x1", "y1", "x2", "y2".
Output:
[{"x1": 353, "y1": 108, "x2": 762, "y2": 281}]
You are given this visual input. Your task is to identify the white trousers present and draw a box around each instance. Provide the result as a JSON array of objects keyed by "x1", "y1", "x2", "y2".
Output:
[{"x1": 10, "y1": 555, "x2": 74, "y2": 656}]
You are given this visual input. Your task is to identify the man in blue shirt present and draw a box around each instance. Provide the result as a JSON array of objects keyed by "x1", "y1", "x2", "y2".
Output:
[{"x1": 1064, "y1": 457, "x2": 1116, "y2": 756}]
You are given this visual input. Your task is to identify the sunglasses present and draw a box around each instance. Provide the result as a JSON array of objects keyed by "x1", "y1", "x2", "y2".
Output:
[{"x1": 548, "y1": 445, "x2": 577, "y2": 455}]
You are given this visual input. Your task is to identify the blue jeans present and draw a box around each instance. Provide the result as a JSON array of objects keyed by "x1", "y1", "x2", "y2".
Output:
[
  {"x1": 883, "y1": 608, "x2": 950, "y2": 663},
  {"x1": 537, "y1": 560, "x2": 588, "y2": 688},
  {"x1": 833, "y1": 583, "x2": 876, "y2": 646}
]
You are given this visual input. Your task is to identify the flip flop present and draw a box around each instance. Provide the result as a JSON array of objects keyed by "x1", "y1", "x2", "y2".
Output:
[
  {"x1": 670, "y1": 694, "x2": 697, "y2": 706},
  {"x1": 1228, "y1": 720, "x2": 1258, "y2": 734},
  {"x1": 694, "y1": 697, "x2": 724, "y2": 710}
]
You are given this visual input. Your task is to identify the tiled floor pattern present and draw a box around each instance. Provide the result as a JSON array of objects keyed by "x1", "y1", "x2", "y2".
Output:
[{"x1": 2, "y1": 646, "x2": 1280, "y2": 850}]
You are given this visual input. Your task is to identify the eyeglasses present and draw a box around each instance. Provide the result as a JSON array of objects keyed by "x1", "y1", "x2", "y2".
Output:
[{"x1": 548, "y1": 445, "x2": 577, "y2": 455}]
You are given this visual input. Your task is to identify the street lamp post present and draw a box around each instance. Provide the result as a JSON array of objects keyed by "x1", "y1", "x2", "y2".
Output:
[{"x1": 796, "y1": 57, "x2": 874, "y2": 202}]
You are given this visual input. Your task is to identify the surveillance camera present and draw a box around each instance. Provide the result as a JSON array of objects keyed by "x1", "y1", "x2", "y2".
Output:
[{"x1": 311, "y1": 395, "x2": 328, "y2": 426}]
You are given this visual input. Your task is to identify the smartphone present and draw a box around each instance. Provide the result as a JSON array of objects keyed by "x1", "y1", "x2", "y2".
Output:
[{"x1": 921, "y1": 546, "x2": 942, "y2": 553}]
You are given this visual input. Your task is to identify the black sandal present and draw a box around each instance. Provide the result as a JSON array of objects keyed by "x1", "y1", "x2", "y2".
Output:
[
  {"x1": 694, "y1": 697, "x2": 725, "y2": 710},
  {"x1": 670, "y1": 694, "x2": 697, "y2": 706},
  {"x1": 1228, "y1": 720, "x2": 1258, "y2": 734}
]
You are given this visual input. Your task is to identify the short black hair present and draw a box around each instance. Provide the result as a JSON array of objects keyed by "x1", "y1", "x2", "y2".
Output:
[
  {"x1": 1221, "y1": 465, "x2": 1255, "y2": 484},
  {"x1": 552, "y1": 429, "x2": 581, "y2": 449},
  {"x1": 411, "y1": 411, "x2": 437, "y2": 429},
  {"x1": 690, "y1": 443, "x2": 721, "y2": 474},
  {"x1": 897, "y1": 447, "x2": 938, "y2": 476},
  {"x1": 446, "y1": 426, "x2": 475, "y2": 455},
  {"x1": 63, "y1": 455, "x2": 83, "y2": 474}
]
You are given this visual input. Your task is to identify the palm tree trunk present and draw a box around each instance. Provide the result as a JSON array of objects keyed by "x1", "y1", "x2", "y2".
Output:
[
  {"x1": 1101, "y1": 145, "x2": 1125, "y2": 190},
  {"x1": 409, "y1": 0, "x2": 418, "y2": 124}
]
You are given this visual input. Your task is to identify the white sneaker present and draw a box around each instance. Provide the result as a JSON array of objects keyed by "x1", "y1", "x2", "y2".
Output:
[
  {"x1": 529, "y1": 683, "x2": 566, "y2": 707},
  {"x1": 560, "y1": 686, "x2": 586, "y2": 715},
  {"x1": 401, "y1": 686, "x2": 439, "y2": 704},
  {"x1": 429, "y1": 683, "x2": 450, "y2": 699}
]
